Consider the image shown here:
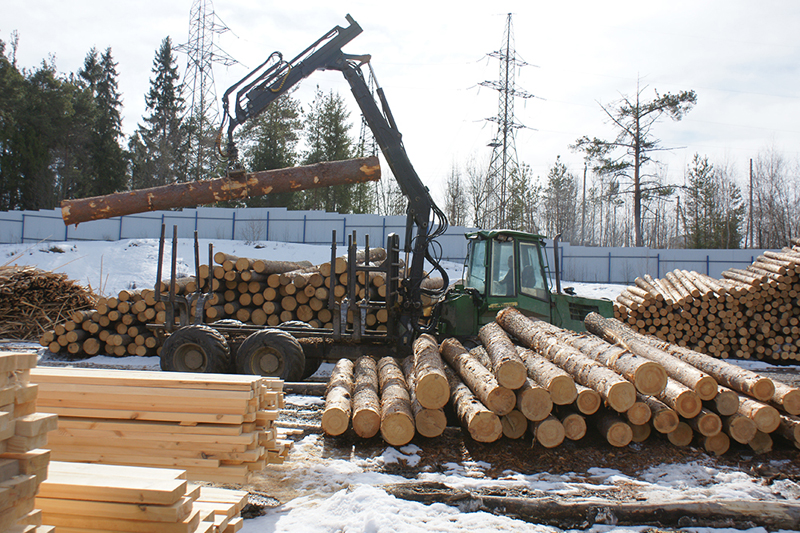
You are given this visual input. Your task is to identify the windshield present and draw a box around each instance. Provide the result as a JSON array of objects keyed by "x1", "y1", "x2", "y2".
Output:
[
  {"x1": 490, "y1": 240, "x2": 515, "y2": 297},
  {"x1": 465, "y1": 239, "x2": 486, "y2": 293},
  {"x1": 519, "y1": 241, "x2": 547, "y2": 300}
]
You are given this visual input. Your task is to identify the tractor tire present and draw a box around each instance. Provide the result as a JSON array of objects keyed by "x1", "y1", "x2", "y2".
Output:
[
  {"x1": 236, "y1": 329, "x2": 305, "y2": 381},
  {"x1": 160, "y1": 325, "x2": 230, "y2": 373}
]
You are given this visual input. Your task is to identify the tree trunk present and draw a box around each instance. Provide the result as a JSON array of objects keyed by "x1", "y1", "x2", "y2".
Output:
[
  {"x1": 516, "y1": 347, "x2": 577, "y2": 405},
  {"x1": 440, "y1": 338, "x2": 515, "y2": 415},
  {"x1": 61, "y1": 156, "x2": 381, "y2": 225},
  {"x1": 772, "y1": 381, "x2": 800, "y2": 416},
  {"x1": 352, "y1": 356, "x2": 381, "y2": 439},
  {"x1": 495, "y1": 308, "x2": 635, "y2": 413},
  {"x1": 443, "y1": 366, "x2": 502, "y2": 442},
  {"x1": 515, "y1": 379, "x2": 553, "y2": 422},
  {"x1": 478, "y1": 322, "x2": 527, "y2": 389},
  {"x1": 377, "y1": 357, "x2": 415, "y2": 446},
  {"x1": 531, "y1": 414, "x2": 565, "y2": 448},
  {"x1": 500, "y1": 410, "x2": 528, "y2": 439},
  {"x1": 412, "y1": 334, "x2": 449, "y2": 410},
  {"x1": 777, "y1": 413, "x2": 800, "y2": 445},
  {"x1": 738, "y1": 396, "x2": 780, "y2": 433},
  {"x1": 584, "y1": 313, "x2": 717, "y2": 400},
  {"x1": 402, "y1": 356, "x2": 446, "y2": 438},
  {"x1": 322, "y1": 358, "x2": 354, "y2": 436}
]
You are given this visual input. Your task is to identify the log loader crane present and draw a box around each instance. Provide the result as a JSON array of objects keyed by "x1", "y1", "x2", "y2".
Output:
[{"x1": 155, "y1": 14, "x2": 614, "y2": 380}]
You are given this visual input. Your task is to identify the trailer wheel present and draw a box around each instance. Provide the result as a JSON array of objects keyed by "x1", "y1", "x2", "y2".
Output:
[
  {"x1": 161, "y1": 325, "x2": 230, "y2": 373},
  {"x1": 236, "y1": 329, "x2": 305, "y2": 381}
]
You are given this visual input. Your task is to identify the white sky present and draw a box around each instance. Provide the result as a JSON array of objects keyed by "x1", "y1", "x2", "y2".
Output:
[{"x1": 5, "y1": 1, "x2": 800, "y2": 205}]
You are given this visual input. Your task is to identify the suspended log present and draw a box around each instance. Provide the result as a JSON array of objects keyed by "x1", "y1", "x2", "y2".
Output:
[
  {"x1": 377, "y1": 357, "x2": 415, "y2": 446},
  {"x1": 531, "y1": 414, "x2": 565, "y2": 448},
  {"x1": 412, "y1": 334, "x2": 449, "y2": 410},
  {"x1": 351, "y1": 356, "x2": 381, "y2": 439},
  {"x1": 501, "y1": 410, "x2": 529, "y2": 439},
  {"x1": 402, "y1": 356, "x2": 446, "y2": 438},
  {"x1": 61, "y1": 156, "x2": 381, "y2": 225},
  {"x1": 722, "y1": 414, "x2": 758, "y2": 444},
  {"x1": 322, "y1": 358, "x2": 354, "y2": 436},
  {"x1": 478, "y1": 322, "x2": 527, "y2": 389},
  {"x1": 443, "y1": 366, "x2": 502, "y2": 443},
  {"x1": 440, "y1": 338, "x2": 515, "y2": 415},
  {"x1": 584, "y1": 313, "x2": 717, "y2": 400},
  {"x1": 496, "y1": 308, "x2": 635, "y2": 413},
  {"x1": 516, "y1": 347, "x2": 577, "y2": 405}
]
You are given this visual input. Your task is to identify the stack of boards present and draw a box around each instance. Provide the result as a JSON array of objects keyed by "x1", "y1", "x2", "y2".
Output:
[
  {"x1": 1, "y1": 351, "x2": 57, "y2": 533},
  {"x1": 29, "y1": 367, "x2": 291, "y2": 483},
  {"x1": 37, "y1": 461, "x2": 247, "y2": 533}
]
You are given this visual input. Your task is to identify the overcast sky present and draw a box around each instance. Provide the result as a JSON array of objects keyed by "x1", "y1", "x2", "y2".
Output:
[{"x1": 6, "y1": 1, "x2": 800, "y2": 204}]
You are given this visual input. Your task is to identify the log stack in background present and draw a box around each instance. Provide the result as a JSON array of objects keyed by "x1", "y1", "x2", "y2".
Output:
[
  {"x1": 323, "y1": 307, "x2": 800, "y2": 456},
  {"x1": 613, "y1": 243, "x2": 800, "y2": 362},
  {"x1": 1, "y1": 351, "x2": 58, "y2": 532},
  {"x1": 29, "y1": 367, "x2": 289, "y2": 483}
]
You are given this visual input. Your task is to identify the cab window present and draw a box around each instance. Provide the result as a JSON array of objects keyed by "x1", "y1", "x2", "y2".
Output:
[
  {"x1": 465, "y1": 239, "x2": 486, "y2": 293},
  {"x1": 490, "y1": 240, "x2": 515, "y2": 296},
  {"x1": 519, "y1": 242, "x2": 547, "y2": 300}
]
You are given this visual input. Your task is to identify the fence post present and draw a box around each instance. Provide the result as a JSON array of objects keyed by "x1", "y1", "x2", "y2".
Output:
[
  {"x1": 608, "y1": 252, "x2": 612, "y2": 284},
  {"x1": 342, "y1": 217, "x2": 347, "y2": 245},
  {"x1": 266, "y1": 211, "x2": 270, "y2": 241},
  {"x1": 118, "y1": 216, "x2": 123, "y2": 240},
  {"x1": 657, "y1": 253, "x2": 660, "y2": 279},
  {"x1": 382, "y1": 217, "x2": 386, "y2": 247},
  {"x1": 706, "y1": 255, "x2": 710, "y2": 276},
  {"x1": 20, "y1": 214, "x2": 24, "y2": 243},
  {"x1": 64, "y1": 222, "x2": 68, "y2": 241},
  {"x1": 302, "y1": 214, "x2": 307, "y2": 244},
  {"x1": 195, "y1": 210, "x2": 199, "y2": 232},
  {"x1": 231, "y1": 211, "x2": 236, "y2": 240}
]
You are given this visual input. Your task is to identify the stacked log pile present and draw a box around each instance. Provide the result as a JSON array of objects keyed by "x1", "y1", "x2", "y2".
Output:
[
  {"x1": 36, "y1": 461, "x2": 247, "y2": 533},
  {"x1": 1, "y1": 265, "x2": 96, "y2": 341},
  {"x1": 613, "y1": 241, "x2": 800, "y2": 362},
  {"x1": 29, "y1": 367, "x2": 289, "y2": 483},
  {"x1": 1, "y1": 351, "x2": 58, "y2": 532},
  {"x1": 323, "y1": 308, "x2": 800, "y2": 455}
]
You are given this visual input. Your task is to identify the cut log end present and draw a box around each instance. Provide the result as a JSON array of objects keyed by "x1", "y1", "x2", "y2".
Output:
[
  {"x1": 625, "y1": 402, "x2": 652, "y2": 426},
  {"x1": 486, "y1": 387, "x2": 517, "y2": 416},
  {"x1": 667, "y1": 422, "x2": 694, "y2": 447},
  {"x1": 415, "y1": 409, "x2": 447, "y2": 438},
  {"x1": 606, "y1": 381, "x2": 637, "y2": 413},
  {"x1": 468, "y1": 410, "x2": 503, "y2": 443},
  {"x1": 752, "y1": 378, "x2": 776, "y2": 403},
  {"x1": 700, "y1": 432, "x2": 730, "y2": 456},
  {"x1": 694, "y1": 411, "x2": 722, "y2": 437},
  {"x1": 776, "y1": 388, "x2": 800, "y2": 416},
  {"x1": 752, "y1": 405, "x2": 781, "y2": 433},
  {"x1": 696, "y1": 376, "x2": 720, "y2": 402},
  {"x1": 711, "y1": 388, "x2": 740, "y2": 417},
  {"x1": 675, "y1": 390, "x2": 702, "y2": 419},
  {"x1": 633, "y1": 361, "x2": 668, "y2": 396},
  {"x1": 495, "y1": 359, "x2": 528, "y2": 391},
  {"x1": 517, "y1": 385, "x2": 553, "y2": 422},
  {"x1": 549, "y1": 376, "x2": 578, "y2": 406},
  {"x1": 630, "y1": 423, "x2": 651, "y2": 443},
  {"x1": 533, "y1": 415, "x2": 565, "y2": 448},
  {"x1": 501, "y1": 410, "x2": 529, "y2": 439},
  {"x1": 352, "y1": 410, "x2": 381, "y2": 439},
  {"x1": 415, "y1": 374, "x2": 450, "y2": 411},
  {"x1": 560, "y1": 413, "x2": 587, "y2": 441},
  {"x1": 321, "y1": 409, "x2": 350, "y2": 437},
  {"x1": 652, "y1": 409, "x2": 680, "y2": 434},
  {"x1": 380, "y1": 412, "x2": 415, "y2": 446},
  {"x1": 574, "y1": 387, "x2": 601, "y2": 415},
  {"x1": 724, "y1": 414, "x2": 758, "y2": 444}
]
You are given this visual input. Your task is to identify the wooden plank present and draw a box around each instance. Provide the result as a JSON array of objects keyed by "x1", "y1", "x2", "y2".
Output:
[
  {"x1": 0, "y1": 495, "x2": 35, "y2": 531},
  {"x1": 39, "y1": 474, "x2": 187, "y2": 505},
  {"x1": 46, "y1": 442, "x2": 263, "y2": 462},
  {"x1": 191, "y1": 501, "x2": 239, "y2": 520},
  {"x1": 0, "y1": 449, "x2": 50, "y2": 481},
  {"x1": 0, "y1": 458, "x2": 20, "y2": 483},
  {"x1": 35, "y1": 382, "x2": 254, "y2": 401},
  {"x1": 5, "y1": 433, "x2": 46, "y2": 454},
  {"x1": 223, "y1": 517, "x2": 244, "y2": 533},
  {"x1": 39, "y1": 509, "x2": 201, "y2": 533},
  {"x1": 16, "y1": 508, "x2": 42, "y2": 526},
  {"x1": 15, "y1": 384, "x2": 38, "y2": 404},
  {"x1": 197, "y1": 487, "x2": 248, "y2": 514},
  {"x1": 37, "y1": 496, "x2": 194, "y2": 522},
  {"x1": 39, "y1": 406, "x2": 246, "y2": 425},
  {"x1": 14, "y1": 413, "x2": 58, "y2": 438},
  {"x1": 56, "y1": 417, "x2": 245, "y2": 436},
  {"x1": 36, "y1": 394, "x2": 251, "y2": 415},
  {"x1": 51, "y1": 427, "x2": 259, "y2": 445},
  {"x1": 30, "y1": 368, "x2": 273, "y2": 391},
  {"x1": 47, "y1": 434, "x2": 252, "y2": 453},
  {"x1": 0, "y1": 475, "x2": 38, "y2": 513},
  {"x1": 48, "y1": 451, "x2": 221, "y2": 469},
  {"x1": 48, "y1": 460, "x2": 185, "y2": 480}
]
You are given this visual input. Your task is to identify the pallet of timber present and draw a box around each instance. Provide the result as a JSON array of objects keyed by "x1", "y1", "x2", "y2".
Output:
[
  {"x1": 36, "y1": 461, "x2": 245, "y2": 533},
  {"x1": 1, "y1": 352, "x2": 58, "y2": 532},
  {"x1": 29, "y1": 367, "x2": 288, "y2": 484}
]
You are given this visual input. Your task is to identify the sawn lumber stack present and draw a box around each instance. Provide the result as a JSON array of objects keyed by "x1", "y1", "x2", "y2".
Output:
[
  {"x1": 29, "y1": 367, "x2": 289, "y2": 483},
  {"x1": 613, "y1": 243, "x2": 800, "y2": 362},
  {"x1": 1, "y1": 351, "x2": 58, "y2": 533},
  {"x1": 322, "y1": 308, "x2": 800, "y2": 455}
]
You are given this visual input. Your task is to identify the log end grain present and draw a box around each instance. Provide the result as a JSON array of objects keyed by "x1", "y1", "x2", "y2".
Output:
[
  {"x1": 776, "y1": 388, "x2": 800, "y2": 416},
  {"x1": 725, "y1": 414, "x2": 758, "y2": 444},
  {"x1": 675, "y1": 390, "x2": 702, "y2": 419},
  {"x1": 486, "y1": 387, "x2": 517, "y2": 417},
  {"x1": 700, "y1": 432, "x2": 730, "y2": 456},
  {"x1": 560, "y1": 413, "x2": 587, "y2": 441},
  {"x1": 696, "y1": 376, "x2": 720, "y2": 402},
  {"x1": 630, "y1": 423, "x2": 651, "y2": 443},
  {"x1": 517, "y1": 386, "x2": 553, "y2": 422},
  {"x1": 467, "y1": 410, "x2": 503, "y2": 443},
  {"x1": 352, "y1": 409, "x2": 381, "y2": 439},
  {"x1": 533, "y1": 415, "x2": 565, "y2": 448},
  {"x1": 501, "y1": 410, "x2": 529, "y2": 439},
  {"x1": 495, "y1": 359, "x2": 528, "y2": 391},
  {"x1": 321, "y1": 407, "x2": 350, "y2": 436},
  {"x1": 415, "y1": 408, "x2": 447, "y2": 439},
  {"x1": 549, "y1": 376, "x2": 578, "y2": 406},
  {"x1": 574, "y1": 387, "x2": 601, "y2": 415},
  {"x1": 752, "y1": 378, "x2": 776, "y2": 403},
  {"x1": 380, "y1": 412, "x2": 415, "y2": 446},
  {"x1": 752, "y1": 405, "x2": 781, "y2": 433},
  {"x1": 694, "y1": 411, "x2": 722, "y2": 437},
  {"x1": 633, "y1": 361, "x2": 668, "y2": 397},
  {"x1": 711, "y1": 388, "x2": 740, "y2": 417},
  {"x1": 415, "y1": 373, "x2": 450, "y2": 411},
  {"x1": 625, "y1": 402, "x2": 652, "y2": 426},
  {"x1": 606, "y1": 381, "x2": 637, "y2": 413},
  {"x1": 748, "y1": 430, "x2": 773, "y2": 454},
  {"x1": 667, "y1": 422, "x2": 693, "y2": 447}
]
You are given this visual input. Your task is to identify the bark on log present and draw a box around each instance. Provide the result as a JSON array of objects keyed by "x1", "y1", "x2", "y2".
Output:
[
  {"x1": 738, "y1": 396, "x2": 780, "y2": 433},
  {"x1": 501, "y1": 409, "x2": 528, "y2": 439},
  {"x1": 352, "y1": 356, "x2": 381, "y2": 439},
  {"x1": 722, "y1": 414, "x2": 758, "y2": 444},
  {"x1": 322, "y1": 358, "x2": 354, "y2": 436},
  {"x1": 443, "y1": 366, "x2": 502, "y2": 442},
  {"x1": 516, "y1": 379, "x2": 553, "y2": 422},
  {"x1": 516, "y1": 347, "x2": 577, "y2": 405},
  {"x1": 495, "y1": 308, "x2": 635, "y2": 413},
  {"x1": 402, "y1": 356, "x2": 446, "y2": 438},
  {"x1": 478, "y1": 322, "x2": 527, "y2": 389},
  {"x1": 440, "y1": 338, "x2": 515, "y2": 415},
  {"x1": 592, "y1": 411, "x2": 632, "y2": 447},
  {"x1": 777, "y1": 413, "x2": 800, "y2": 445},
  {"x1": 412, "y1": 334, "x2": 449, "y2": 410},
  {"x1": 377, "y1": 356, "x2": 415, "y2": 446},
  {"x1": 531, "y1": 414, "x2": 565, "y2": 448},
  {"x1": 61, "y1": 156, "x2": 381, "y2": 225},
  {"x1": 550, "y1": 330, "x2": 667, "y2": 396},
  {"x1": 584, "y1": 313, "x2": 717, "y2": 400},
  {"x1": 587, "y1": 313, "x2": 775, "y2": 401},
  {"x1": 772, "y1": 381, "x2": 800, "y2": 416},
  {"x1": 639, "y1": 394, "x2": 679, "y2": 434}
]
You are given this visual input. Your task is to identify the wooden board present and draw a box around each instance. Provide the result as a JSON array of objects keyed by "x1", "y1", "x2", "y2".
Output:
[
  {"x1": 38, "y1": 406, "x2": 246, "y2": 425},
  {"x1": 36, "y1": 496, "x2": 194, "y2": 523},
  {"x1": 39, "y1": 473, "x2": 187, "y2": 505},
  {"x1": 38, "y1": 509, "x2": 201, "y2": 533}
]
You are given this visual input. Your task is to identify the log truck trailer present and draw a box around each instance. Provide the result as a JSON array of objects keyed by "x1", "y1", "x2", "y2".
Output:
[{"x1": 153, "y1": 15, "x2": 614, "y2": 380}]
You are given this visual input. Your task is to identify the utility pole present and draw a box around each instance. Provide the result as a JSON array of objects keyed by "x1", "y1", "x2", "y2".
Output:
[
  {"x1": 176, "y1": 0, "x2": 237, "y2": 182},
  {"x1": 748, "y1": 158, "x2": 754, "y2": 248},
  {"x1": 481, "y1": 13, "x2": 537, "y2": 229}
]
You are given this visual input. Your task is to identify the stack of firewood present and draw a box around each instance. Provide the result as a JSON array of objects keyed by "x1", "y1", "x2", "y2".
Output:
[
  {"x1": 614, "y1": 240, "x2": 800, "y2": 362},
  {"x1": 323, "y1": 308, "x2": 800, "y2": 455},
  {"x1": 0, "y1": 265, "x2": 96, "y2": 341}
]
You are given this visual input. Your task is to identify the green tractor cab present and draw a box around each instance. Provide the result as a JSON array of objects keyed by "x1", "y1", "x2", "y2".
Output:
[{"x1": 438, "y1": 230, "x2": 614, "y2": 337}]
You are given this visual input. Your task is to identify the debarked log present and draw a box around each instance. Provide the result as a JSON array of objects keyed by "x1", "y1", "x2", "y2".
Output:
[{"x1": 61, "y1": 156, "x2": 381, "y2": 225}]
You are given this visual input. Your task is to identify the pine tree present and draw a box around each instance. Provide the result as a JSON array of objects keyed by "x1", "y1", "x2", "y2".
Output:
[
  {"x1": 683, "y1": 154, "x2": 744, "y2": 249},
  {"x1": 542, "y1": 156, "x2": 578, "y2": 242},
  {"x1": 130, "y1": 37, "x2": 187, "y2": 189}
]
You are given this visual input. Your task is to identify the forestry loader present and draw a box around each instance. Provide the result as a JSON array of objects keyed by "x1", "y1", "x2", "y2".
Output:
[{"x1": 152, "y1": 15, "x2": 614, "y2": 380}]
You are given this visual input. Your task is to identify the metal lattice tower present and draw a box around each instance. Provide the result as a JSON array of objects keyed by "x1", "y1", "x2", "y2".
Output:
[
  {"x1": 480, "y1": 13, "x2": 535, "y2": 229},
  {"x1": 176, "y1": 0, "x2": 237, "y2": 180}
]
